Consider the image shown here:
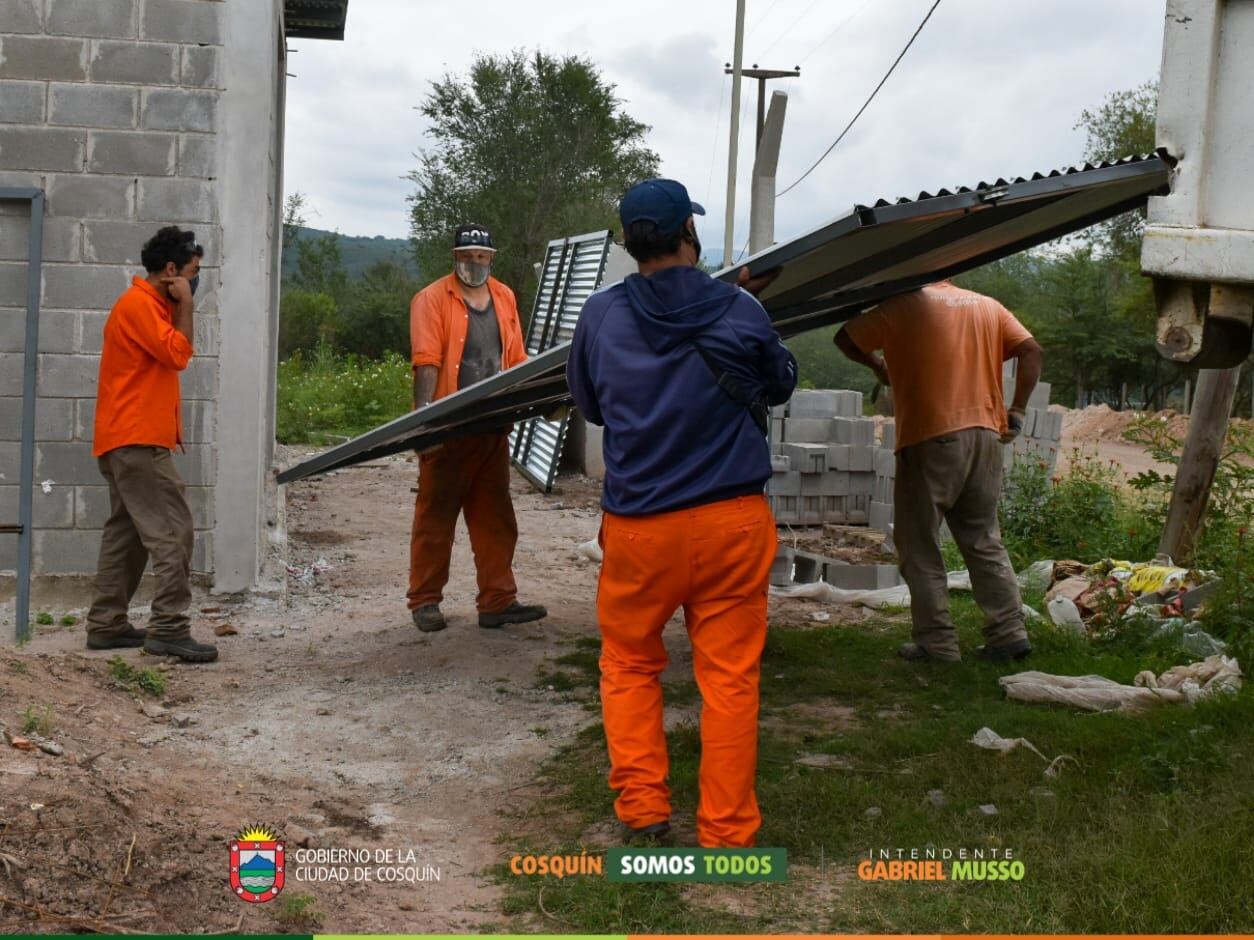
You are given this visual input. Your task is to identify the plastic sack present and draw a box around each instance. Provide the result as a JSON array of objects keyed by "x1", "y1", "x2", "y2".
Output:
[
  {"x1": 770, "y1": 570, "x2": 972, "y2": 609},
  {"x1": 1001, "y1": 654, "x2": 1242, "y2": 713},
  {"x1": 1150, "y1": 618, "x2": 1227, "y2": 658}
]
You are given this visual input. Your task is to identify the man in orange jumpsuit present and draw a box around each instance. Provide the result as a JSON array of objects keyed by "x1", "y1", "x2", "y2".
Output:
[
  {"x1": 836, "y1": 280, "x2": 1043, "y2": 663},
  {"x1": 85, "y1": 226, "x2": 218, "y2": 663},
  {"x1": 566, "y1": 180, "x2": 797, "y2": 847},
  {"x1": 407, "y1": 224, "x2": 547, "y2": 632}
]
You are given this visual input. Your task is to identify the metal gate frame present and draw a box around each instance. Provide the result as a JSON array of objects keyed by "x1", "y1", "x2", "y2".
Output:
[{"x1": 1, "y1": 187, "x2": 45, "y2": 645}]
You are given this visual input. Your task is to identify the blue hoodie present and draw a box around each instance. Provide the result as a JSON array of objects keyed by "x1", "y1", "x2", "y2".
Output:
[{"x1": 567, "y1": 264, "x2": 797, "y2": 516}]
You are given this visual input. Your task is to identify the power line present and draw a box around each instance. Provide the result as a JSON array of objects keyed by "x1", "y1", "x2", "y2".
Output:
[
  {"x1": 756, "y1": 0, "x2": 824, "y2": 60},
  {"x1": 705, "y1": 74, "x2": 728, "y2": 201},
  {"x1": 747, "y1": 0, "x2": 787, "y2": 36},
  {"x1": 797, "y1": 0, "x2": 876, "y2": 67},
  {"x1": 778, "y1": 0, "x2": 944, "y2": 197}
]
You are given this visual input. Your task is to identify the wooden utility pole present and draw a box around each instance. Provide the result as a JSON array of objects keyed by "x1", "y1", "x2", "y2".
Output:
[
  {"x1": 1158, "y1": 365, "x2": 1241, "y2": 562},
  {"x1": 723, "y1": 0, "x2": 746, "y2": 267}
]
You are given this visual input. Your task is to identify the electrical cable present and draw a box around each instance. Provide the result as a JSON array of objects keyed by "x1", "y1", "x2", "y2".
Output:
[
  {"x1": 777, "y1": 0, "x2": 943, "y2": 197},
  {"x1": 797, "y1": 0, "x2": 876, "y2": 67}
]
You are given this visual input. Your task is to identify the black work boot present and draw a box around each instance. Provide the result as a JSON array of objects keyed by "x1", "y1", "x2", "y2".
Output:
[
  {"x1": 897, "y1": 641, "x2": 960, "y2": 663},
  {"x1": 144, "y1": 634, "x2": 219, "y2": 663},
  {"x1": 86, "y1": 624, "x2": 148, "y2": 650},
  {"x1": 478, "y1": 602, "x2": 548, "y2": 629},
  {"x1": 623, "y1": 820, "x2": 672, "y2": 844},
  {"x1": 976, "y1": 638, "x2": 1032, "y2": 663},
  {"x1": 412, "y1": 605, "x2": 447, "y2": 633}
]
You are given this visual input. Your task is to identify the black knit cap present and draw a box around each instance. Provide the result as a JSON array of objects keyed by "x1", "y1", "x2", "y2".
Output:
[{"x1": 453, "y1": 223, "x2": 495, "y2": 252}]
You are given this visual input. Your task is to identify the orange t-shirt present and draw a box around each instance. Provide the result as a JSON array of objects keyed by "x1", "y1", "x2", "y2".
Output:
[
  {"x1": 93, "y1": 277, "x2": 194, "y2": 457},
  {"x1": 842, "y1": 281, "x2": 1033, "y2": 451},
  {"x1": 409, "y1": 273, "x2": 527, "y2": 402}
]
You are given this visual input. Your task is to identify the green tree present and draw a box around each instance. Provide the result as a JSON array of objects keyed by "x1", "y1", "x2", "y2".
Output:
[
  {"x1": 278, "y1": 289, "x2": 340, "y2": 358},
  {"x1": 292, "y1": 230, "x2": 349, "y2": 300},
  {"x1": 407, "y1": 50, "x2": 660, "y2": 318},
  {"x1": 337, "y1": 260, "x2": 418, "y2": 359}
]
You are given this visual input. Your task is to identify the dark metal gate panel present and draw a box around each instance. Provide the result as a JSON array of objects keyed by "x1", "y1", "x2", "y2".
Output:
[{"x1": 510, "y1": 231, "x2": 611, "y2": 491}]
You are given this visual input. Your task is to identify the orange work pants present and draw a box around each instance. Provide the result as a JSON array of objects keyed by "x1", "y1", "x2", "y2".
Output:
[
  {"x1": 407, "y1": 433, "x2": 519, "y2": 614},
  {"x1": 597, "y1": 494, "x2": 776, "y2": 848}
]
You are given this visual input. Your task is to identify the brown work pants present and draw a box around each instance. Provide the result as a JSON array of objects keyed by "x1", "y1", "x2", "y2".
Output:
[
  {"x1": 893, "y1": 428, "x2": 1025, "y2": 660},
  {"x1": 406, "y1": 433, "x2": 519, "y2": 614},
  {"x1": 86, "y1": 445, "x2": 194, "y2": 640}
]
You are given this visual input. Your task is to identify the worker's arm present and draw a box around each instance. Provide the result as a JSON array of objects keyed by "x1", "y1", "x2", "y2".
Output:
[
  {"x1": 412, "y1": 366, "x2": 438, "y2": 411},
  {"x1": 123, "y1": 285, "x2": 194, "y2": 371},
  {"x1": 1008, "y1": 337, "x2": 1043, "y2": 413},
  {"x1": 162, "y1": 276, "x2": 195, "y2": 345},
  {"x1": 835, "y1": 327, "x2": 890, "y2": 388}
]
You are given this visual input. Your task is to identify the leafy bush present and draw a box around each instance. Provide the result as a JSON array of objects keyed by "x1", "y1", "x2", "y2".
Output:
[
  {"x1": 276, "y1": 345, "x2": 412, "y2": 445},
  {"x1": 999, "y1": 452, "x2": 1163, "y2": 568},
  {"x1": 107, "y1": 656, "x2": 167, "y2": 697}
]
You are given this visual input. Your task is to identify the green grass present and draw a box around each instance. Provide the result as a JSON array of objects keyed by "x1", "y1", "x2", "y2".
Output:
[
  {"x1": 499, "y1": 597, "x2": 1254, "y2": 933},
  {"x1": 107, "y1": 656, "x2": 167, "y2": 698},
  {"x1": 20, "y1": 704, "x2": 53, "y2": 737},
  {"x1": 276, "y1": 346, "x2": 411, "y2": 445}
]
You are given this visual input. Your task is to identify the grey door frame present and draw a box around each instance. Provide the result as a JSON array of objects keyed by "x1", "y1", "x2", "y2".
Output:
[{"x1": 1, "y1": 187, "x2": 45, "y2": 644}]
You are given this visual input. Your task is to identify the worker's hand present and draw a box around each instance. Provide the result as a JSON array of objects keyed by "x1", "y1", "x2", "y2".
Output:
[
  {"x1": 736, "y1": 265, "x2": 782, "y2": 298},
  {"x1": 162, "y1": 276, "x2": 193, "y2": 303},
  {"x1": 1000, "y1": 407, "x2": 1026, "y2": 444},
  {"x1": 543, "y1": 404, "x2": 571, "y2": 422}
]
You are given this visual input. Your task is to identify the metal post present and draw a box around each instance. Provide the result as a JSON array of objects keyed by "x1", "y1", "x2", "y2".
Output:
[
  {"x1": 1, "y1": 188, "x2": 44, "y2": 645},
  {"x1": 749, "y1": 91, "x2": 788, "y2": 256},
  {"x1": 723, "y1": 0, "x2": 746, "y2": 267}
]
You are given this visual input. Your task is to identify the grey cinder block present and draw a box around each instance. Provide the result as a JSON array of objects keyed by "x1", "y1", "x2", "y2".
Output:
[
  {"x1": 181, "y1": 45, "x2": 220, "y2": 88},
  {"x1": 0, "y1": 217, "x2": 80, "y2": 265},
  {"x1": 820, "y1": 495, "x2": 847, "y2": 523},
  {"x1": 768, "y1": 470, "x2": 801, "y2": 497},
  {"x1": 46, "y1": 0, "x2": 136, "y2": 39},
  {"x1": 834, "y1": 389, "x2": 863, "y2": 417},
  {"x1": 87, "y1": 131, "x2": 177, "y2": 175},
  {"x1": 0, "y1": 354, "x2": 23, "y2": 396},
  {"x1": 849, "y1": 444, "x2": 875, "y2": 473},
  {"x1": 35, "y1": 440, "x2": 100, "y2": 485},
  {"x1": 874, "y1": 448, "x2": 896, "y2": 479},
  {"x1": 0, "y1": 81, "x2": 45, "y2": 124},
  {"x1": 0, "y1": 36, "x2": 89, "y2": 82},
  {"x1": 783, "y1": 417, "x2": 834, "y2": 444},
  {"x1": 178, "y1": 133, "x2": 217, "y2": 178},
  {"x1": 789, "y1": 389, "x2": 841, "y2": 418},
  {"x1": 34, "y1": 527, "x2": 102, "y2": 574},
  {"x1": 90, "y1": 39, "x2": 179, "y2": 85},
  {"x1": 869, "y1": 500, "x2": 894, "y2": 532},
  {"x1": 171, "y1": 443, "x2": 215, "y2": 486},
  {"x1": 143, "y1": 0, "x2": 223, "y2": 45},
  {"x1": 783, "y1": 441, "x2": 827, "y2": 474},
  {"x1": 849, "y1": 472, "x2": 875, "y2": 497},
  {"x1": 769, "y1": 494, "x2": 799, "y2": 524},
  {"x1": 37, "y1": 352, "x2": 102, "y2": 397},
  {"x1": 137, "y1": 177, "x2": 215, "y2": 222},
  {"x1": 770, "y1": 544, "x2": 795, "y2": 587},
  {"x1": 770, "y1": 454, "x2": 790, "y2": 473},
  {"x1": 0, "y1": 396, "x2": 74, "y2": 442},
  {"x1": 0, "y1": 483, "x2": 73, "y2": 528},
  {"x1": 42, "y1": 264, "x2": 131, "y2": 310},
  {"x1": 0, "y1": 127, "x2": 87, "y2": 173},
  {"x1": 827, "y1": 444, "x2": 851, "y2": 471},
  {"x1": 49, "y1": 82, "x2": 139, "y2": 129},
  {"x1": 881, "y1": 422, "x2": 895, "y2": 449},
  {"x1": 141, "y1": 88, "x2": 217, "y2": 133},
  {"x1": 792, "y1": 553, "x2": 821, "y2": 583},
  {"x1": 47, "y1": 174, "x2": 134, "y2": 218},
  {"x1": 182, "y1": 357, "x2": 218, "y2": 399},
  {"x1": 799, "y1": 494, "x2": 822, "y2": 525},
  {"x1": 0, "y1": 0, "x2": 42, "y2": 34}
]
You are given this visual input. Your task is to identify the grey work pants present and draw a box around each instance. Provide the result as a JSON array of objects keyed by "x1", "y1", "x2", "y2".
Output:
[
  {"x1": 86, "y1": 445, "x2": 194, "y2": 640},
  {"x1": 893, "y1": 428, "x2": 1025, "y2": 660}
]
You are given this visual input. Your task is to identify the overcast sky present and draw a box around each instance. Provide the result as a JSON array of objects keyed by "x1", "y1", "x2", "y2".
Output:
[{"x1": 283, "y1": 0, "x2": 1166, "y2": 262}]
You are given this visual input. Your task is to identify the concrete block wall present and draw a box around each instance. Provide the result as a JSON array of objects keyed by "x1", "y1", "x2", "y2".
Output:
[
  {"x1": 1, "y1": 0, "x2": 225, "y2": 578},
  {"x1": 767, "y1": 389, "x2": 876, "y2": 525}
]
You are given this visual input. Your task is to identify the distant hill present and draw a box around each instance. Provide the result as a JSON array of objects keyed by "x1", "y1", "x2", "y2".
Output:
[{"x1": 282, "y1": 227, "x2": 416, "y2": 281}]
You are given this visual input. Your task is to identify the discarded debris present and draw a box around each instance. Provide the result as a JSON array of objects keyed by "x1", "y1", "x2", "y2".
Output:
[
  {"x1": 9, "y1": 737, "x2": 35, "y2": 751},
  {"x1": 214, "y1": 623, "x2": 240, "y2": 637},
  {"x1": 970, "y1": 726, "x2": 1048, "y2": 761},
  {"x1": 924, "y1": 789, "x2": 948, "y2": 809},
  {"x1": 286, "y1": 557, "x2": 332, "y2": 584},
  {"x1": 974, "y1": 803, "x2": 999, "y2": 816},
  {"x1": 576, "y1": 539, "x2": 603, "y2": 563},
  {"x1": 1000, "y1": 655, "x2": 1243, "y2": 713}
]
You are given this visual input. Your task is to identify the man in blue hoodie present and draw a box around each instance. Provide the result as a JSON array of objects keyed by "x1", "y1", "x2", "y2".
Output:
[{"x1": 567, "y1": 178, "x2": 797, "y2": 848}]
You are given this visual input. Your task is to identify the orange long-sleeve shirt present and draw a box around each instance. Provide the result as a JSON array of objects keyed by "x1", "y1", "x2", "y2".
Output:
[
  {"x1": 93, "y1": 276, "x2": 194, "y2": 457},
  {"x1": 409, "y1": 273, "x2": 527, "y2": 402}
]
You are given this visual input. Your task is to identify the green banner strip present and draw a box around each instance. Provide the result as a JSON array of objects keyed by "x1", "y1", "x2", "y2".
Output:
[{"x1": 606, "y1": 847, "x2": 787, "y2": 883}]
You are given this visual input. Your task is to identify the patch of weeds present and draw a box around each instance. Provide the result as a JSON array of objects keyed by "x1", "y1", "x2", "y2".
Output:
[
  {"x1": 274, "y1": 893, "x2": 323, "y2": 930},
  {"x1": 59, "y1": 615, "x2": 78, "y2": 627},
  {"x1": 536, "y1": 669, "x2": 580, "y2": 693},
  {"x1": 530, "y1": 726, "x2": 549, "y2": 737},
  {"x1": 20, "y1": 704, "x2": 53, "y2": 737},
  {"x1": 664, "y1": 679, "x2": 700, "y2": 707},
  {"x1": 34, "y1": 612, "x2": 54, "y2": 626},
  {"x1": 8, "y1": 661, "x2": 28, "y2": 675},
  {"x1": 107, "y1": 656, "x2": 167, "y2": 697}
]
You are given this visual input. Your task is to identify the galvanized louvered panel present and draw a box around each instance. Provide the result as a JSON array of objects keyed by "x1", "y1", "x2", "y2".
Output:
[{"x1": 510, "y1": 231, "x2": 612, "y2": 491}]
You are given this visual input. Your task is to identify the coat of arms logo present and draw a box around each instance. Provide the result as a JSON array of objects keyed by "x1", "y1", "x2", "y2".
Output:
[{"x1": 229, "y1": 825, "x2": 285, "y2": 903}]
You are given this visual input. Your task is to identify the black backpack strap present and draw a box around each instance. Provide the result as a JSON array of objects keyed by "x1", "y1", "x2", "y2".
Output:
[{"x1": 690, "y1": 339, "x2": 769, "y2": 435}]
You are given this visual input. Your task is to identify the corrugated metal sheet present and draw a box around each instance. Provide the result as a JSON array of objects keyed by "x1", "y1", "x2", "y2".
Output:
[
  {"x1": 277, "y1": 153, "x2": 1172, "y2": 484},
  {"x1": 284, "y1": 0, "x2": 349, "y2": 40},
  {"x1": 510, "y1": 231, "x2": 613, "y2": 491}
]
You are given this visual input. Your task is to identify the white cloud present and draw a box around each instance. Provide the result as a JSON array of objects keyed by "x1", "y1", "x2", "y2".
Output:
[{"x1": 283, "y1": 0, "x2": 1166, "y2": 260}]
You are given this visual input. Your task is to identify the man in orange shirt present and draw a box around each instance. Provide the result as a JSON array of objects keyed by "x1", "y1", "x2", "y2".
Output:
[
  {"x1": 407, "y1": 224, "x2": 547, "y2": 633},
  {"x1": 85, "y1": 226, "x2": 218, "y2": 663},
  {"x1": 836, "y1": 280, "x2": 1043, "y2": 663}
]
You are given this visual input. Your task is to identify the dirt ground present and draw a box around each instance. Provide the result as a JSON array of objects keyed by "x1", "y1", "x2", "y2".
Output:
[{"x1": 0, "y1": 406, "x2": 1208, "y2": 932}]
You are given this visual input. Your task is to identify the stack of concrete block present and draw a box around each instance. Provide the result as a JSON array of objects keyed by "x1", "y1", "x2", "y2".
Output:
[
  {"x1": 767, "y1": 390, "x2": 877, "y2": 526},
  {"x1": 770, "y1": 542, "x2": 902, "y2": 590}
]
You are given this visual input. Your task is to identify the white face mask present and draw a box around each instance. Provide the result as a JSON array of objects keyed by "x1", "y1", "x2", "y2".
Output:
[{"x1": 455, "y1": 259, "x2": 491, "y2": 288}]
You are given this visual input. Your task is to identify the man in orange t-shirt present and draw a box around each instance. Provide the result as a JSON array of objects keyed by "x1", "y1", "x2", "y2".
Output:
[
  {"x1": 406, "y1": 224, "x2": 547, "y2": 633},
  {"x1": 85, "y1": 226, "x2": 218, "y2": 663},
  {"x1": 837, "y1": 280, "x2": 1043, "y2": 663}
]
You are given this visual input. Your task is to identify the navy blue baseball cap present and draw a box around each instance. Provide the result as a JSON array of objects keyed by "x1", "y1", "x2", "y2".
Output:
[{"x1": 618, "y1": 179, "x2": 705, "y2": 236}]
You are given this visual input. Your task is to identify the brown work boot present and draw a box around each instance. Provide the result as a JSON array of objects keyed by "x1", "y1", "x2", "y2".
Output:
[
  {"x1": 412, "y1": 605, "x2": 447, "y2": 633},
  {"x1": 478, "y1": 602, "x2": 547, "y2": 629},
  {"x1": 897, "y1": 641, "x2": 960, "y2": 663},
  {"x1": 976, "y1": 638, "x2": 1032, "y2": 663},
  {"x1": 86, "y1": 624, "x2": 148, "y2": 650}
]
